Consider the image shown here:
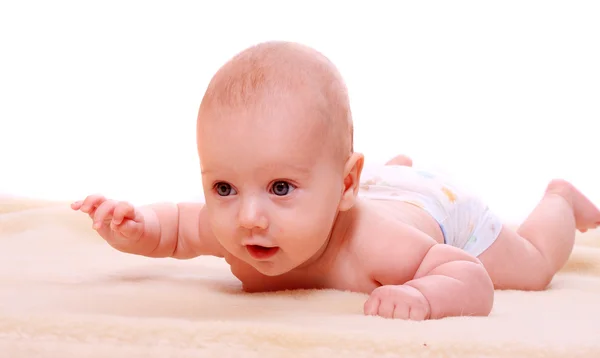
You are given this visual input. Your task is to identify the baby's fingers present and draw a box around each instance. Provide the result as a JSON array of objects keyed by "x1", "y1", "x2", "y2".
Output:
[
  {"x1": 78, "y1": 194, "x2": 107, "y2": 213},
  {"x1": 70, "y1": 201, "x2": 83, "y2": 210},
  {"x1": 111, "y1": 202, "x2": 138, "y2": 225},
  {"x1": 110, "y1": 219, "x2": 144, "y2": 240},
  {"x1": 363, "y1": 296, "x2": 381, "y2": 316},
  {"x1": 91, "y1": 200, "x2": 118, "y2": 229}
]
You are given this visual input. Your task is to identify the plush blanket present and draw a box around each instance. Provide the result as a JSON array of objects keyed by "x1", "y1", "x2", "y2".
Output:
[{"x1": 1, "y1": 195, "x2": 599, "y2": 357}]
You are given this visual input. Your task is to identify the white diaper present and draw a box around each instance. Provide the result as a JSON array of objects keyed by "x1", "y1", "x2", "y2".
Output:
[{"x1": 358, "y1": 164, "x2": 503, "y2": 257}]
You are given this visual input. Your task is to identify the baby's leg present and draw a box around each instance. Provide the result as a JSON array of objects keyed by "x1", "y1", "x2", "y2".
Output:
[
  {"x1": 478, "y1": 179, "x2": 600, "y2": 290},
  {"x1": 386, "y1": 154, "x2": 413, "y2": 167}
]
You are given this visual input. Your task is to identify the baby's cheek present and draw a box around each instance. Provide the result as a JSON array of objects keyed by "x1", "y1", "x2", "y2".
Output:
[{"x1": 209, "y1": 212, "x2": 235, "y2": 236}]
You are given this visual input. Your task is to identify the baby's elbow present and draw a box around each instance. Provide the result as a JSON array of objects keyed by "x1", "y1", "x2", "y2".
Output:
[
  {"x1": 471, "y1": 262, "x2": 495, "y2": 317},
  {"x1": 480, "y1": 292, "x2": 495, "y2": 317},
  {"x1": 447, "y1": 260, "x2": 495, "y2": 317}
]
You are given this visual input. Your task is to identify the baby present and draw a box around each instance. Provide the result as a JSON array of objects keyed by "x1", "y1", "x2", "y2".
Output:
[{"x1": 72, "y1": 41, "x2": 600, "y2": 320}]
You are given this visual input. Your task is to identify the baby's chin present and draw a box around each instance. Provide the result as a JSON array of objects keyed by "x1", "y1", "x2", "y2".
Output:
[
  {"x1": 247, "y1": 256, "x2": 306, "y2": 277},
  {"x1": 249, "y1": 263, "x2": 289, "y2": 277}
]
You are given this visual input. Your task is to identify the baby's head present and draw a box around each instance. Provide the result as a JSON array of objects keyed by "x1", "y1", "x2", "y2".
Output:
[{"x1": 196, "y1": 41, "x2": 363, "y2": 276}]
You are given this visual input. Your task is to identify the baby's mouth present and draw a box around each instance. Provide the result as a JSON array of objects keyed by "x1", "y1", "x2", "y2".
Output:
[{"x1": 246, "y1": 245, "x2": 280, "y2": 260}]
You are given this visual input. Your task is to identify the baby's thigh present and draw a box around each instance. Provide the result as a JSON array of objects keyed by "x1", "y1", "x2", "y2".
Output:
[{"x1": 477, "y1": 227, "x2": 551, "y2": 290}]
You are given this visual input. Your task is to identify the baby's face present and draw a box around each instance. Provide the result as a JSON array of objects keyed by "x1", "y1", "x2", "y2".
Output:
[{"x1": 197, "y1": 102, "x2": 346, "y2": 276}]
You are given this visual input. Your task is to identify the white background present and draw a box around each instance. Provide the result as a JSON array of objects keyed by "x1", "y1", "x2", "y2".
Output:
[{"x1": 1, "y1": 1, "x2": 598, "y2": 224}]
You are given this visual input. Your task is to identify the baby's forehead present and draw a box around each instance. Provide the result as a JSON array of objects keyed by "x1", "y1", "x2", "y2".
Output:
[
  {"x1": 199, "y1": 103, "x2": 328, "y2": 155},
  {"x1": 198, "y1": 125, "x2": 329, "y2": 180},
  {"x1": 199, "y1": 69, "x2": 332, "y2": 134}
]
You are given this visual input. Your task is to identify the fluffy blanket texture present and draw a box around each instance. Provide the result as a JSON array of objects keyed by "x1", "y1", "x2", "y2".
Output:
[{"x1": 1, "y1": 196, "x2": 599, "y2": 357}]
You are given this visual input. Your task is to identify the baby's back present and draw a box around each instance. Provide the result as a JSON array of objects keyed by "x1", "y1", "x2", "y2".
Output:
[{"x1": 359, "y1": 164, "x2": 503, "y2": 257}]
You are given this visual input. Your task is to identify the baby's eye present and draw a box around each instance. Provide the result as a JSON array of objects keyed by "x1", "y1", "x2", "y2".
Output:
[
  {"x1": 270, "y1": 181, "x2": 295, "y2": 196},
  {"x1": 214, "y1": 182, "x2": 237, "y2": 196}
]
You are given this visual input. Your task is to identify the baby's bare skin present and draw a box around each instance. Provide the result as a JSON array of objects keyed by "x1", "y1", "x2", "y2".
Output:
[
  {"x1": 72, "y1": 188, "x2": 494, "y2": 320},
  {"x1": 71, "y1": 41, "x2": 600, "y2": 320},
  {"x1": 71, "y1": 173, "x2": 600, "y2": 320},
  {"x1": 226, "y1": 200, "x2": 444, "y2": 293}
]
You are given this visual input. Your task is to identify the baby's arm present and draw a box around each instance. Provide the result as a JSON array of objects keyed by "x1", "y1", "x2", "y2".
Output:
[
  {"x1": 403, "y1": 244, "x2": 494, "y2": 319},
  {"x1": 136, "y1": 202, "x2": 224, "y2": 259},
  {"x1": 72, "y1": 195, "x2": 224, "y2": 259},
  {"x1": 364, "y1": 226, "x2": 494, "y2": 320}
]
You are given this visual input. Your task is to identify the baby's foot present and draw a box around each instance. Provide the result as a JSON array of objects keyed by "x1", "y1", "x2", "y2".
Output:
[
  {"x1": 385, "y1": 154, "x2": 413, "y2": 167},
  {"x1": 546, "y1": 179, "x2": 600, "y2": 233}
]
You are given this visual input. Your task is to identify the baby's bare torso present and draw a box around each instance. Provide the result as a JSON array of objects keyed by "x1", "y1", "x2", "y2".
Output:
[{"x1": 224, "y1": 199, "x2": 444, "y2": 294}]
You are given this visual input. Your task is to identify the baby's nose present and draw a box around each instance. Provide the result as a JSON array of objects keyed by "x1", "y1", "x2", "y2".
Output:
[{"x1": 238, "y1": 197, "x2": 268, "y2": 230}]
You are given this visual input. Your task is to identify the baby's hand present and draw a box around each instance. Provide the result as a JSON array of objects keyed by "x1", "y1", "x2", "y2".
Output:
[
  {"x1": 364, "y1": 284, "x2": 431, "y2": 320},
  {"x1": 71, "y1": 194, "x2": 145, "y2": 246}
]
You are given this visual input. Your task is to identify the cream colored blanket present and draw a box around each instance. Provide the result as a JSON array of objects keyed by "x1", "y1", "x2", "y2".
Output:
[{"x1": 1, "y1": 196, "x2": 599, "y2": 357}]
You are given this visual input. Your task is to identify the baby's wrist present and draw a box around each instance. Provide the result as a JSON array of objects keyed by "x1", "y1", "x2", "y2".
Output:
[{"x1": 401, "y1": 283, "x2": 432, "y2": 312}]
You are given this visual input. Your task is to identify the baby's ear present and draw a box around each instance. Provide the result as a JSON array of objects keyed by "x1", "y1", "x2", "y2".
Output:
[{"x1": 338, "y1": 152, "x2": 364, "y2": 212}]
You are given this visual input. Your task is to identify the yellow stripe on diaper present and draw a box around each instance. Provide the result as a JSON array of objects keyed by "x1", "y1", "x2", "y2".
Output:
[{"x1": 441, "y1": 187, "x2": 457, "y2": 203}]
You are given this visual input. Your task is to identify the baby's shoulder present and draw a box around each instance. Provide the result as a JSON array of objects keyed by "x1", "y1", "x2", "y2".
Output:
[
  {"x1": 350, "y1": 207, "x2": 435, "y2": 255},
  {"x1": 346, "y1": 202, "x2": 437, "y2": 284}
]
